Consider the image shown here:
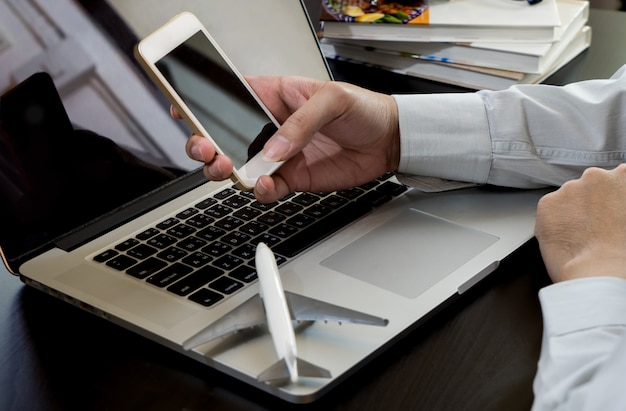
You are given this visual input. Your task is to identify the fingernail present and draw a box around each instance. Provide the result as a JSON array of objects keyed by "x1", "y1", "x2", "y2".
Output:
[
  {"x1": 208, "y1": 161, "x2": 222, "y2": 178},
  {"x1": 191, "y1": 144, "x2": 203, "y2": 161},
  {"x1": 256, "y1": 178, "x2": 269, "y2": 195},
  {"x1": 263, "y1": 134, "x2": 291, "y2": 162}
]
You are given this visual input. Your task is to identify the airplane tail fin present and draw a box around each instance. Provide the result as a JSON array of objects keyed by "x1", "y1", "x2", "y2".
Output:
[{"x1": 258, "y1": 357, "x2": 331, "y2": 384}]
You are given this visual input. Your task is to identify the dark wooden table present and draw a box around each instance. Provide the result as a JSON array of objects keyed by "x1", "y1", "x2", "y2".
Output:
[{"x1": 1, "y1": 7, "x2": 625, "y2": 411}]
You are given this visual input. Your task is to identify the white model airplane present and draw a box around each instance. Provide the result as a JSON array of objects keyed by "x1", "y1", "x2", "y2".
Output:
[{"x1": 183, "y1": 242, "x2": 388, "y2": 385}]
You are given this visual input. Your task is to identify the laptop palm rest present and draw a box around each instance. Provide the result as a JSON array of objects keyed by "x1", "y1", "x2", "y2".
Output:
[{"x1": 321, "y1": 208, "x2": 499, "y2": 299}]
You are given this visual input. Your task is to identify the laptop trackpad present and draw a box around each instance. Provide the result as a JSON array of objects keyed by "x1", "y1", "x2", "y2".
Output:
[{"x1": 321, "y1": 208, "x2": 499, "y2": 299}]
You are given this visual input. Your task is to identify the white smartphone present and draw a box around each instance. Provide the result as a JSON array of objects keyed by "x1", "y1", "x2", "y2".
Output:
[{"x1": 134, "y1": 12, "x2": 283, "y2": 190}]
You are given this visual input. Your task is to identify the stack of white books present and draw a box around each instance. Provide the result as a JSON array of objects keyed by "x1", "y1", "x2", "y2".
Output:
[{"x1": 320, "y1": 0, "x2": 591, "y2": 90}]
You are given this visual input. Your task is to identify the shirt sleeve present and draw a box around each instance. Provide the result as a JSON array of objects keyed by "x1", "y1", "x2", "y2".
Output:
[
  {"x1": 531, "y1": 277, "x2": 626, "y2": 411},
  {"x1": 392, "y1": 64, "x2": 626, "y2": 190}
]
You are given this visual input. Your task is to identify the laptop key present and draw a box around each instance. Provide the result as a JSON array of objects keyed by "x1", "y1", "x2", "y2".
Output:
[
  {"x1": 147, "y1": 263, "x2": 193, "y2": 287},
  {"x1": 239, "y1": 221, "x2": 269, "y2": 236},
  {"x1": 185, "y1": 214, "x2": 214, "y2": 229},
  {"x1": 292, "y1": 192, "x2": 320, "y2": 206},
  {"x1": 126, "y1": 257, "x2": 167, "y2": 279},
  {"x1": 232, "y1": 243, "x2": 256, "y2": 260},
  {"x1": 136, "y1": 227, "x2": 159, "y2": 240},
  {"x1": 223, "y1": 194, "x2": 250, "y2": 209},
  {"x1": 156, "y1": 246, "x2": 188, "y2": 262},
  {"x1": 233, "y1": 206, "x2": 262, "y2": 220},
  {"x1": 275, "y1": 202, "x2": 303, "y2": 216},
  {"x1": 166, "y1": 223, "x2": 196, "y2": 239},
  {"x1": 357, "y1": 190, "x2": 392, "y2": 208},
  {"x1": 377, "y1": 180, "x2": 408, "y2": 196},
  {"x1": 182, "y1": 251, "x2": 213, "y2": 268},
  {"x1": 214, "y1": 216, "x2": 244, "y2": 231},
  {"x1": 114, "y1": 238, "x2": 139, "y2": 251},
  {"x1": 188, "y1": 288, "x2": 224, "y2": 307},
  {"x1": 196, "y1": 226, "x2": 226, "y2": 241},
  {"x1": 94, "y1": 249, "x2": 118, "y2": 262},
  {"x1": 268, "y1": 224, "x2": 297, "y2": 239},
  {"x1": 205, "y1": 204, "x2": 233, "y2": 219},
  {"x1": 210, "y1": 276, "x2": 244, "y2": 295},
  {"x1": 194, "y1": 198, "x2": 217, "y2": 210},
  {"x1": 202, "y1": 241, "x2": 232, "y2": 257},
  {"x1": 156, "y1": 218, "x2": 179, "y2": 230},
  {"x1": 220, "y1": 231, "x2": 251, "y2": 247},
  {"x1": 359, "y1": 180, "x2": 379, "y2": 190},
  {"x1": 177, "y1": 236, "x2": 207, "y2": 252},
  {"x1": 127, "y1": 243, "x2": 158, "y2": 260},
  {"x1": 320, "y1": 195, "x2": 348, "y2": 209},
  {"x1": 229, "y1": 265, "x2": 257, "y2": 283},
  {"x1": 257, "y1": 211, "x2": 285, "y2": 226},
  {"x1": 336, "y1": 188, "x2": 363, "y2": 200},
  {"x1": 147, "y1": 233, "x2": 177, "y2": 249},
  {"x1": 214, "y1": 188, "x2": 236, "y2": 200},
  {"x1": 304, "y1": 203, "x2": 332, "y2": 218},
  {"x1": 286, "y1": 213, "x2": 316, "y2": 228},
  {"x1": 176, "y1": 207, "x2": 198, "y2": 219},
  {"x1": 106, "y1": 254, "x2": 136, "y2": 270},
  {"x1": 250, "y1": 200, "x2": 277, "y2": 211},
  {"x1": 212, "y1": 254, "x2": 244, "y2": 271},
  {"x1": 168, "y1": 266, "x2": 223, "y2": 296}
]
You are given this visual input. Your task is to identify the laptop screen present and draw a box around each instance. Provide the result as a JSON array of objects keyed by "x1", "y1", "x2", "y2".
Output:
[{"x1": 0, "y1": 72, "x2": 195, "y2": 271}]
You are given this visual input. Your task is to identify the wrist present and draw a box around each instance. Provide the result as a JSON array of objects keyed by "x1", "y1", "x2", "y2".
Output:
[{"x1": 557, "y1": 249, "x2": 626, "y2": 282}]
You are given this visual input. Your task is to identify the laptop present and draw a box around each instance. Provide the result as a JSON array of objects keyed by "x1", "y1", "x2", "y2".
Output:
[{"x1": 0, "y1": 0, "x2": 546, "y2": 404}]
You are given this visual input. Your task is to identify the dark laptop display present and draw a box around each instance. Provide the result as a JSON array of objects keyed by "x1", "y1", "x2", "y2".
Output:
[{"x1": 0, "y1": 72, "x2": 194, "y2": 272}]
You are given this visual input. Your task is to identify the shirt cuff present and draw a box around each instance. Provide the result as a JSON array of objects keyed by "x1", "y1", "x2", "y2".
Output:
[
  {"x1": 539, "y1": 277, "x2": 626, "y2": 337},
  {"x1": 392, "y1": 93, "x2": 492, "y2": 184}
]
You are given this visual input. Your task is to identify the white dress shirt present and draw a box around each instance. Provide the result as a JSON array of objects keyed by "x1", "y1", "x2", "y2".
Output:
[
  {"x1": 532, "y1": 278, "x2": 626, "y2": 411},
  {"x1": 393, "y1": 65, "x2": 626, "y2": 190}
]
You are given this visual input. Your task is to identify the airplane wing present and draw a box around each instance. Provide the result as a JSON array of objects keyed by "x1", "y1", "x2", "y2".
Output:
[
  {"x1": 182, "y1": 294, "x2": 265, "y2": 350},
  {"x1": 285, "y1": 291, "x2": 389, "y2": 326}
]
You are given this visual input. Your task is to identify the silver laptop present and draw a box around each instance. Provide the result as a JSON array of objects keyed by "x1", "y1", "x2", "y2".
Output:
[{"x1": 0, "y1": 0, "x2": 546, "y2": 403}]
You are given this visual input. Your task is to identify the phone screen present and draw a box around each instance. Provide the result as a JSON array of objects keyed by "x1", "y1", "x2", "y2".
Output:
[{"x1": 154, "y1": 30, "x2": 277, "y2": 169}]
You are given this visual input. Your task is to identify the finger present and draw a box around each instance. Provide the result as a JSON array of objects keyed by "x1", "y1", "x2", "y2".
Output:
[
  {"x1": 170, "y1": 105, "x2": 182, "y2": 119},
  {"x1": 262, "y1": 83, "x2": 345, "y2": 162},
  {"x1": 186, "y1": 135, "x2": 215, "y2": 162},
  {"x1": 204, "y1": 155, "x2": 233, "y2": 181},
  {"x1": 254, "y1": 174, "x2": 291, "y2": 203},
  {"x1": 254, "y1": 175, "x2": 276, "y2": 203}
]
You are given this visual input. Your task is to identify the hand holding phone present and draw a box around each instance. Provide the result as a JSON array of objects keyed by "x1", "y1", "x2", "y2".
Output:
[{"x1": 134, "y1": 12, "x2": 283, "y2": 189}]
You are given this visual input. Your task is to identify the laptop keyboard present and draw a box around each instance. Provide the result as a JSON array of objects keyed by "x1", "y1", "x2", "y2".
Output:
[{"x1": 92, "y1": 173, "x2": 407, "y2": 308}]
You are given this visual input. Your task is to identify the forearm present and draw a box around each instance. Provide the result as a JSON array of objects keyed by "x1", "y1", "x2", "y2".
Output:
[{"x1": 393, "y1": 65, "x2": 626, "y2": 189}]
